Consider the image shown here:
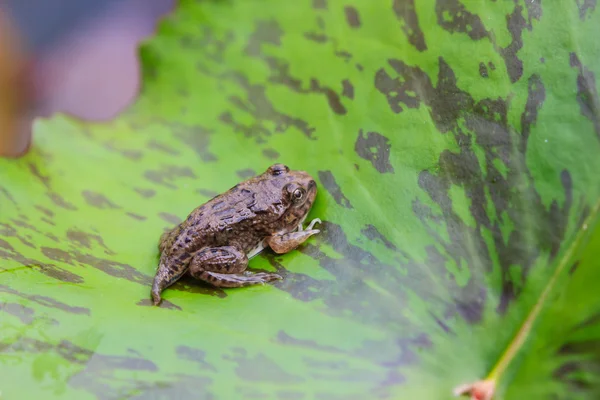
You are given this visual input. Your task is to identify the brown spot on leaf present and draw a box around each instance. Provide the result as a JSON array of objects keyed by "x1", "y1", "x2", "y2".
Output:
[
  {"x1": 393, "y1": 0, "x2": 427, "y2": 51},
  {"x1": 197, "y1": 188, "x2": 219, "y2": 198},
  {"x1": 134, "y1": 187, "x2": 156, "y2": 198},
  {"x1": 147, "y1": 139, "x2": 180, "y2": 155},
  {"x1": 341, "y1": 79, "x2": 354, "y2": 99},
  {"x1": 0, "y1": 302, "x2": 35, "y2": 324},
  {"x1": 262, "y1": 148, "x2": 280, "y2": 160},
  {"x1": 479, "y1": 62, "x2": 488, "y2": 78},
  {"x1": 317, "y1": 171, "x2": 353, "y2": 209},
  {"x1": 67, "y1": 229, "x2": 114, "y2": 254},
  {"x1": 82, "y1": 191, "x2": 120, "y2": 209},
  {"x1": 171, "y1": 123, "x2": 217, "y2": 162},
  {"x1": 35, "y1": 205, "x2": 54, "y2": 217},
  {"x1": 126, "y1": 212, "x2": 147, "y2": 221},
  {"x1": 435, "y1": 0, "x2": 489, "y2": 40},
  {"x1": 176, "y1": 346, "x2": 216, "y2": 370},
  {"x1": 312, "y1": 0, "x2": 327, "y2": 9},
  {"x1": 40, "y1": 246, "x2": 151, "y2": 285},
  {"x1": 344, "y1": 6, "x2": 361, "y2": 28},
  {"x1": 304, "y1": 32, "x2": 328, "y2": 43},
  {"x1": 577, "y1": 0, "x2": 597, "y2": 20},
  {"x1": 355, "y1": 130, "x2": 394, "y2": 173},
  {"x1": 570, "y1": 52, "x2": 600, "y2": 140},
  {"x1": 236, "y1": 168, "x2": 256, "y2": 179},
  {"x1": 0, "y1": 186, "x2": 17, "y2": 206},
  {"x1": 159, "y1": 212, "x2": 182, "y2": 225},
  {"x1": 224, "y1": 350, "x2": 304, "y2": 384},
  {"x1": 0, "y1": 285, "x2": 90, "y2": 314},
  {"x1": 499, "y1": 5, "x2": 528, "y2": 83},
  {"x1": 361, "y1": 225, "x2": 397, "y2": 251},
  {"x1": 104, "y1": 142, "x2": 143, "y2": 160},
  {"x1": 144, "y1": 165, "x2": 197, "y2": 189}
]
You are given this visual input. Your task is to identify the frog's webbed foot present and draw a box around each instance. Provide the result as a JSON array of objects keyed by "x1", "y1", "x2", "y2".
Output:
[{"x1": 268, "y1": 222, "x2": 321, "y2": 254}]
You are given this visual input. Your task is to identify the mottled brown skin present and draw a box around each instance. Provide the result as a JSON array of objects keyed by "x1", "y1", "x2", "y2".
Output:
[{"x1": 151, "y1": 164, "x2": 321, "y2": 305}]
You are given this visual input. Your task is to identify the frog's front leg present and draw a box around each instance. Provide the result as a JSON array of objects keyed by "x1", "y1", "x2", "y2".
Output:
[
  {"x1": 189, "y1": 246, "x2": 282, "y2": 288},
  {"x1": 267, "y1": 220, "x2": 321, "y2": 254}
]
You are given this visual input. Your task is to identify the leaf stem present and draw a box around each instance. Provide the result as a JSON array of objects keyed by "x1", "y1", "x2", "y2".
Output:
[{"x1": 486, "y1": 198, "x2": 600, "y2": 381}]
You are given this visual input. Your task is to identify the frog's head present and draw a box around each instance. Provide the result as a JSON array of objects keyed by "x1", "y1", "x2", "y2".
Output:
[{"x1": 265, "y1": 163, "x2": 317, "y2": 224}]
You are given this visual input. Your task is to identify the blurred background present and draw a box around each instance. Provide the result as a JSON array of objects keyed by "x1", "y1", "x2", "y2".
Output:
[{"x1": 0, "y1": 0, "x2": 173, "y2": 156}]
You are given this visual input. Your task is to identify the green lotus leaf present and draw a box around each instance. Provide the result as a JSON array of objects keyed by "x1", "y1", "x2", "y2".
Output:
[{"x1": 1, "y1": 0, "x2": 600, "y2": 399}]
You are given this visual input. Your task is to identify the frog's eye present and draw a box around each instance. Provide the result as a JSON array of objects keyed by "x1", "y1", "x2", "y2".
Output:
[
  {"x1": 268, "y1": 164, "x2": 290, "y2": 176},
  {"x1": 293, "y1": 188, "x2": 304, "y2": 200}
]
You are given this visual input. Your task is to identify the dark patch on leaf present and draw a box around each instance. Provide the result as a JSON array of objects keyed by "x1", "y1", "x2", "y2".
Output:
[
  {"x1": 41, "y1": 246, "x2": 152, "y2": 285},
  {"x1": 159, "y1": 212, "x2": 182, "y2": 225},
  {"x1": 0, "y1": 285, "x2": 90, "y2": 314},
  {"x1": 176, "y1": 345, "x2": 216, "y2": 371},
  {"x1": 126, "y1": 212, "x2": 147, "y2": 221},
  {"x1": 147, "y1": 139, "x2": 180, "y2": 155},
  {"x1": 570, "y1": 52, "x2": 600, "y2": 139},
  {"x1": 220, "y1": 72, "x2": 316, "y2": 141},
  {"x1": 28, "y1": 163, "x2": 78, "y2": 210},
  {"x1": 0, "y1": 302, "x2": 35, "y2": 324},
  {"x1": 0, "y1": 237, "x2": 85, "y2": 283},
  {"x1": 577, "y1": 0, "x2": 597, "y2": 20},
  {"x1": 304, "y1": 32, "x2": 328, "y2": 43},
  {"x1": 344, "y1": 6, "x2": 361, "y2": 28},
  {"x1": 355, "y1": 130, "x2": 394, "y2": 173},
  {"x1": 197, "y1": 188, "x2": 219, "y2": 198},
  {"x1": 276, "y1": 331, "x2": 346, "y2": 354},
  {"x1": 171, "y1": 123, "x2": 217, "y2": 162},
  {"x1": 0, "y1": 237, "x2": 14, "y2": 251},
  {"x1": 361, "y1": 225, "x2": 397, "y2": 251},
  {"x1": 104, "y1": 142, "x2": 143, "y2": 160},
  {"x1": 0, "y1": 185, "x2": 17, "y2": 206},
  {"x1": 47, "y1": 192, "x2": 78, "y2": 210},
  {"x1": 435, "y1": 0, "x2": 489, "y2": 40},
  {"x1": 479, "y1": 62, "x2": 488, "y2": 78},
  {"x1": 569, "y1": 261, "x2": 580, "y2": 275},
  {"x1": 236, "y1": 168, "x2": 257, "y2": 179},
  {"x1": 245, "y1": 21, "x2": 347, "y2": 118},
  {"x1": 317, "y1": 171, "x2": 353, "y2": 209},
  {"x1": 35, "y1": 205, "x2": 54, "y2": 217},
  {"x1": 67, "y1": 229, "x2": 114, "y2": 254},
  {"x1": 500, "y1": 5, "x2": 528, "y2": 83},
  {"x1": 134, "y1": 187, "x2": 156, "y2": 198},
  {"x1": 224, "y1": 350, "x2": 304, "y2": 383},
  {"x1": 312, "y1": 0, "x2": 327, "y2": 9},
  {"x1": 262, "y1": 148, "x2": 280, "y2": 159},
  {"x1": 392, "y1": 0, "x2": 427, "y2": 51},
  {"x1": 383, "y1": 55, "x2": 577, "y2": 315},
  {"x1": 341, "y1": 79, "x2": 354, "y2": 99},
  {"x1": 82, "y1": 191, "x2": 121, "y2": 209},
  {"x1": 144, "y1": 165, "x2": 197, "y2": 189}
]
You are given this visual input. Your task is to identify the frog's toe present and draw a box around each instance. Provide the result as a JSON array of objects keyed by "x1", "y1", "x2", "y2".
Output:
[
  {"x1": 306, "y1": 218, "x2": 322, "y2": 231},
  {"x1": 254, "y1": 272, "x2": 283, "y2": 282}
]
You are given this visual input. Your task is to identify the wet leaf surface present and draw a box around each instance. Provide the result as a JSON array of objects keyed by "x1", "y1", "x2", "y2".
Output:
[{"x1": 1, "y1": 1, "x2": 600, "y2": 399}]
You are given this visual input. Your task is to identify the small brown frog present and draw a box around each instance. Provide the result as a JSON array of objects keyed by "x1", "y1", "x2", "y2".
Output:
[{"x1": 151, "y1": 163, "x2": 321, "y2": 305}]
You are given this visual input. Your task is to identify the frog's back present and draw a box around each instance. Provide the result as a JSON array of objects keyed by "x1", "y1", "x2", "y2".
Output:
[{"x1": 165, "y1": 180, "x2": 279, "y2": 255}]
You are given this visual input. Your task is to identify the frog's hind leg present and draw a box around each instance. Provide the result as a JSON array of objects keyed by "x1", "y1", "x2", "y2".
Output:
[
  {"x1": 189, "y1": 246, "x2": 282, "y2": 288},
  {"x1": 151, "y1": 252, "x2": 192, "y2": 305}
]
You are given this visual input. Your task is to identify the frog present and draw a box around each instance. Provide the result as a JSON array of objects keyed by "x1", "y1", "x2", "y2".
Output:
[{"x1": 151, "y1": 163, "x2": 321, "y2": 305}]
